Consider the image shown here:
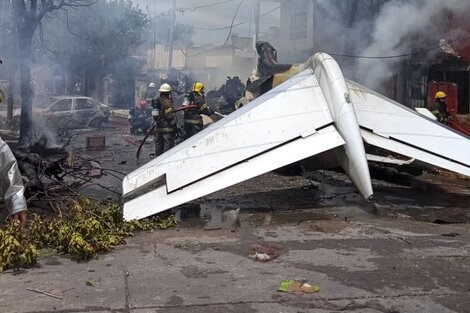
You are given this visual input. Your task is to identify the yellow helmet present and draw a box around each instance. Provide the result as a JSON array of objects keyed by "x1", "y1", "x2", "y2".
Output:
[
  {"x1": 0, "y1": 89, "x2": 4, "y2": 103},
  {"x1": 192, "y1": 82, "x2": 204, "y2": 92},
  {"x1": 435, "y1": 91, "x2": 446, "y2": 99},
  {"x1": 158, "y1": 83, "x2": 172, "y2": 92}
]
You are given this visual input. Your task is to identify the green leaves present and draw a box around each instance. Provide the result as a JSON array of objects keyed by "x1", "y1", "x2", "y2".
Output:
[
  {"x1": 0, "y1": 221, "x2": 38, "y2": 272},
  {"x1": 1, "y1": 198, "x2": 179, "y2": 270}
]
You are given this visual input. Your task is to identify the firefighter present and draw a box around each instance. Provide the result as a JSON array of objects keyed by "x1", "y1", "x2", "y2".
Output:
[
  {"x1": 153, "y1": 83, "x2": 177, "y2": 156},
  {"x1": 183, "y1": 82, "x2": 214, "y2": 138},
  {"x1": 73, "y1": 82, "x2": 82, "y2": 95},
  {"x1": 145, "y1": 82, "x2": 157, "y2": 104},
  {"x1": 128, "y1": 99, "x2": 152, "y2": 135},
  {"x1": 431, "y1": 91, "x2": 452, "y2": 125},
  {"x1": 0, "y1": 136, "x2": 27, "y2": 228}
]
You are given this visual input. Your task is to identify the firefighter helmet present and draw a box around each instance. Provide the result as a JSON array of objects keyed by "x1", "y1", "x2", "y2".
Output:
[
  {"x1": 148, "y1": 82, "x2": 156, "y2": 88},
  {"x1": 192, "y1": 82, "x2": 204, "y2": 92},
  {"x1": 435, "y1": 91, "x2": 446, "y2": 99},
  {"x1": 158, "y1": 83, "x2": 172, "y2": 92}
]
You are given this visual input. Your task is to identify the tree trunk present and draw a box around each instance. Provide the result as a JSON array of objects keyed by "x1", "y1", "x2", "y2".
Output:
[
  {"x1": 5, "y1": 0, "x2": 16, "y2": 124},
  {"x1": 18, "y1": 34, "x2": 33, "y2": 146},
  {"x1": 12, "y1": 1, "x2": 36, "y2": 146},
  {"x1": 7, "y1": 68, "x2": 14, "y2": 123}
]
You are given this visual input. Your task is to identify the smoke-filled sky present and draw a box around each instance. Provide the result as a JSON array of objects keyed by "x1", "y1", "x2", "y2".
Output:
[
  {"x1": 355, "y1": 0, "x2": 470, "y2": 88},
  {"x1": 135, "y1": 0, "x2": 470, "y2": 90},
  {"x1": 135, "y1": 0, "x2": 280, "y2": 45}
]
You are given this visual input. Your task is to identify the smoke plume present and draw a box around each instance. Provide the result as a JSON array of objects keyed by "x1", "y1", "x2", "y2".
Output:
[{"x1": 356, "y1": 0, "x2": 470, "y2": 90}]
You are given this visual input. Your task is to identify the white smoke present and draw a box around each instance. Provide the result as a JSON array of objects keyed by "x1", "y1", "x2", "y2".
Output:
[
  {"x1": 133, "y1": 0, "x2": 280, "y2": 45},
  {"x1": 356, "y1": 0, "x2": 470, "y2": 90}
]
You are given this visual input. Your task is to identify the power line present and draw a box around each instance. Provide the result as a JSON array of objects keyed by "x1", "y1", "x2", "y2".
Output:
[
  {"x1": 180, "y1": 0, "x2": 244, "y2": 57},
  {"x1": 193, "y1": 22, "x2": 244, "y2": 31},
  {"x1": 221, "y1": 0, "x2": 244, "y2": 47},
  {"x1": 147, "y1": 0, "x2": 237, "y2": 21},
  {"x1": 177, "y1": 0, "x2": 236, "y2": 13},
  {"x1": 261, "y1": 3, "x2": 281, "y2": 17},
  {"x1": 328, "y1": 34, "x2": 470, "y2": 60},
  {"x1": 192, "y1": 3, "x2": 281, "y2": 31}
]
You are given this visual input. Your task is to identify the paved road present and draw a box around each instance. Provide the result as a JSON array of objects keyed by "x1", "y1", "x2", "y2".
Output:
[
  {"x1": 2, "y1": 200, "x2": 470, "y2": 313},
  {"x1": 1, "y1": 119, "x2": 470, "y2": 313}
]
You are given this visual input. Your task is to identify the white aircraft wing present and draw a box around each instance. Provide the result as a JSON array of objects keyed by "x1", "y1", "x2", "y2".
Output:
[
  {"x1": 123, "y1": 69, "x2": 345, "y2": 220},
  {"x1": 123, "y1": 52, "x2": 470, "y2": 221},
  {"x1": 348, "y1": 81, "x2": 470, "y2": 176}
]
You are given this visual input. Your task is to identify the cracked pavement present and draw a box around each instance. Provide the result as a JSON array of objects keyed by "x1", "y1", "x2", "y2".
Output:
[{"x1": 2, "y1": 187, "x2": 470, "y2": 312}]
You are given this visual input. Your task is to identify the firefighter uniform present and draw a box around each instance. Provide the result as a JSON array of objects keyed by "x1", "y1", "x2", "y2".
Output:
[
  {"x1": 430, "y1": 91, "x2": 452, "y2": 125},
  {"x1": 153, "y1": 84, "x2": 177, "y2": 156},
  {"x1": 129, "y1": 100, "x2": 152, "y2": 135},
  {"x1": 0, "y1": 136, "x2": 27, "y2": 219},
  {"x1": 183, "y1": 82, "x2": 214, "y2": 138},
  {"x1": 145, "y1": 82, "x2": 157, "y2": 104}
]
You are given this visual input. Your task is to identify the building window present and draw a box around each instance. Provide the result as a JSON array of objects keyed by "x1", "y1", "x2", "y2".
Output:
[{"x1": 290, "y1": 0, "x2": 308, "y2": 40}]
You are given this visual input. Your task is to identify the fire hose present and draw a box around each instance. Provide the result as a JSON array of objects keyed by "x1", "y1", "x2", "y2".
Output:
[{"x1": 136, "y1": 105, "x2": 198, "y2": 159}]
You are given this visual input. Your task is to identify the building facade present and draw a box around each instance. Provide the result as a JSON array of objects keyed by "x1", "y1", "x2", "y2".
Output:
[{"x1": 273, "y1": 0, "x2": 470, "y2": 115}]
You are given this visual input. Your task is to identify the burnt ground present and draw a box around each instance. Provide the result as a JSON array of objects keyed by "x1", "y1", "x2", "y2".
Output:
[{"x1": 1, "y1": 115, "x2": 470, "y2": 312}]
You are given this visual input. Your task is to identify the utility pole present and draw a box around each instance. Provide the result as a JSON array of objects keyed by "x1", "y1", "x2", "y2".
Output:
[
  {"x1": 340, "y1": 0, "x2": 359, "y2": 65},
  {"x1": 147, "y1": 3, "x2": 157, "y2": 82},
  {"x1": 312, "y1": 0, "x2": 316, "y2": 52},
  {"x1": 168, "y1": 0, "x2": 176, "y2": 69},
  {"x1": 153, "y1": 3, "x2": 157, "y2": 82},
  {"x1": 0, "y1": 0, "x2": 3, "y2": 28},
  {"x1": 254, "y1": 0, "x2": 261, "y2": 44}
]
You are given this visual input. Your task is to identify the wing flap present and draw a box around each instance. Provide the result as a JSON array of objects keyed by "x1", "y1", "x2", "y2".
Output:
[
  {"x1": 124, "y1": 69, "x2": 334, "y2": 197},
  {"x1": 124, "y1": 126, "x2": 345, "y2": 221},
  {"x1": 362, "y1": 130, "x2": 470, "y2": 176},
  {"x1": 348, "y1": 81, "x2": 470, "y2": 175}
]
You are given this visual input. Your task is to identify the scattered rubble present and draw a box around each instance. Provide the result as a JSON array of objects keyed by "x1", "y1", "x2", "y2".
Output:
[
  {"x1": 248, "y1": 242, "x2": 282, "y2": 262},
  {"x1": 206, "y1": 76, "x2": 245, "y2": 114}
]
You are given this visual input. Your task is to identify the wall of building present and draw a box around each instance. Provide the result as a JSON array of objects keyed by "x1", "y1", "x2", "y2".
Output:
[
  {"x1": 278, "y1": 0, "x2": 315, "y2": 63},
  {"x1": 148, "y1": 45, "x2": 186, "y2": 70},
  {"x1": 150, "y1": 43, "x2": 256, "y2": 89}
]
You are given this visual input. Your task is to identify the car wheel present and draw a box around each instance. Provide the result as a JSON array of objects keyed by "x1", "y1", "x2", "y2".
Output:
[{"x1": 88, "y1": 117, "x2": 103, "y2": 128}]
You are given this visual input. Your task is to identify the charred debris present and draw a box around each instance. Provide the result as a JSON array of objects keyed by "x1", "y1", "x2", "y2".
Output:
[{"x1": 4, "y1": 132, "x2": 119, "y2": 219}]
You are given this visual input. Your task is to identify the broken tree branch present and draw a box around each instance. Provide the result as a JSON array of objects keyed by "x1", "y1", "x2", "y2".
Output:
[{"x1": 26, "y1": 287, "x2": 63, "y2": 300}]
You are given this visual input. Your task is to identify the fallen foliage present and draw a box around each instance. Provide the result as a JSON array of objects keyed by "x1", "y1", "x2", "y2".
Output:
[
  {"x1": 0, "y1": 221, "x2": 37, "y2": 272},
  {"x1": 1, "y1": 198, "x2": 179, "y2": 271}
]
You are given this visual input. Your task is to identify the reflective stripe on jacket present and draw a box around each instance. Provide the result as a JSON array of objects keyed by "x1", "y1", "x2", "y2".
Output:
[
  {"x1": 183, "y1": 92, "x2": 211, "y2": 126},
  {"x1": 154, "y1": 95, "x2": 177, "y2": 132}
]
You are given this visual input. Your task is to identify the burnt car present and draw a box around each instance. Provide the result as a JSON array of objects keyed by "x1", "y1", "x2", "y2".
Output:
[{"x1": 43, "y1": 96, "x2": 110, "y2": 128}]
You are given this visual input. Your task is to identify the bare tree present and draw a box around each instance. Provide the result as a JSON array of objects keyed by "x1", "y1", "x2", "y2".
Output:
[
  {"x1": 12, "y1": 0, "x2": 95, "y2": 146},
  {"x1": 1, "y1": 1, "x2": 16, "y2": 124}
]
